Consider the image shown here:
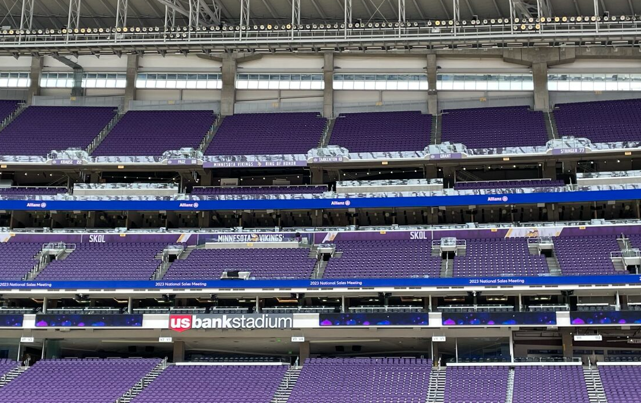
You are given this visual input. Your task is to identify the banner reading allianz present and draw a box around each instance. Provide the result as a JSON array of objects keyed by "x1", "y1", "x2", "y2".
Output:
[{"x1": 169, "y1": 314, "x2": 294, "y2": 332}]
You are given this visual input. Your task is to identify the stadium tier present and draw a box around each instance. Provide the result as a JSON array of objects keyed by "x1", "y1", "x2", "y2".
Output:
[
  {"x1": 323, "y1": 240, "x2": 442, "y2": 278},
  {"x1": 287, "y1": 358, "x2": 432, "y2": 403},
  {"x1": 554, "y1": 99, "x2": 641, "y2": 143},
  {"x1": 0, "y1": 100, "x2": 20, "y2": 122},
  {"x1": 453, "y1": 238, "x2": 550, "y2": 277},
  {"x1": 441, "y1": 106, "x2": 549, "y2": 149},
  {"x1": 0, "y1": 358, "x2": 160, "y2": 403},
  {"x1": 92, "y1": 110, "x2": 215, "y2": 156},
  {"x1": 512, "y1": 365, "x2": 590, "y2": 403},
  {"x1": 443, "y1": 366, "x2": 509, "y2": 403},
  {"x1": 163, "y1": 247, "x2": 316, "y2": 279},
  {"x1": 0, "y1": 186, "x2": 67, "y2": 196},
  {"x1": 35, "y1": 243, "x2": 166, "y2": 281},
  {"x1": 454, "y1": 179, "x2": 565, "y2": 190},
  {"x1": 0, "y1": 242, "x2": 43, "y2": 280},
  {"x1": 205, "y1": 112, "x2": 327, "y2": 155},
  {"x1": 192, "y1": 185, "x2": 327, "y2": 195},
  {"x1": 131, "y1": 364, "x2": 287, "y2": 403},
  {"x1": 329, "y1": 111, "x2": 432, "y2": 152},
  {"x1": 0, "y1": 359, "x2": 19, "y2": 378},
  {"x1": 553, "y1": 235, "x2": 621, "y2": 276},
  {"x1": 599, "y1": 365, "x2": 641, "y2": 403},
  {"x1": 0, "y1": 106, "x2": 116, "y2": 156}
]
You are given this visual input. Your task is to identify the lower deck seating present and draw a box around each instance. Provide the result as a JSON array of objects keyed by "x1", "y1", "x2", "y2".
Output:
[
  {"x1": 288, "y1": 358, "x2": 432, "y2": 403},
  {"x1": 599, "y1": 364, "x2": 641, "y2": 403},
  {"x1": 131, "y1": 364, "x2": 287, "y2": 403},
  {"x1": 512, "y1": 365, "x2": 590, "y2": 403}
]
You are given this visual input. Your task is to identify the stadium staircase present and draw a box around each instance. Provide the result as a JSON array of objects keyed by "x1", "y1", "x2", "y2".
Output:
[
  {"x1": 197, "y1": 115, "x2": 223, "y2": 153},
  {"x1": 114, "y1": 359, "x2": 167, "y2": 403},
  {"x1": 434, "y1": 248, "x2": 452, "y2": 278},
  {"x1": 270, "y1": 366, "x2": 302, "y2": 403},
  {"x1": 544, "y1": 111, "x2": 557, "y2": 140},
  {"x1": 505, "y1": 367, "x2": 515, "y2": 403},
  {"x1": 545, "y1": 255, "x2": 562, "y2": 276},
  {"x1": 24, "y1": 244, "x2": 74, "y2": 281},
  {"x1": 86, "y1": 111, "x2": 124, "y2": 154},
  {"x1": 425, "y1": 366, "x2": 445, "y2": 403},
  {"x1": 583, "y1": 366, "x2": 608, "y2": 403},
  {"x1": 318, "y1": 118, "x2": 335, "y2": 148},
  {"x1": 0, "y1": 366, "x2": 28, "y2": 388},
  {"x1": 0, "y1": 103, "x2": 27, "y2": 133},
  {"x1": 431, "y1": 115, "x2": 442, "y2": 144}
]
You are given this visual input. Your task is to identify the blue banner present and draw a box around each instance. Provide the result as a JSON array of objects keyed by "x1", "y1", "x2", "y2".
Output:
[
  {"x1": 0, "y1": 315, "x2": 23, "y2": 327},
  {"x1": 0, "y1": 274, "x2": 640, "y2": 290},
  {"x1": 319, "y1": 313, "x2": 429, "y2": 326},
  {"x1": 442, "y1": 312, "x2": 557, "y2": 326},
  {"x1": 34, "y1": 314, "x2": 143, "y2": 327},
  {"x1": 7, "y1": 188, "x2": 641, "y2": 211}
]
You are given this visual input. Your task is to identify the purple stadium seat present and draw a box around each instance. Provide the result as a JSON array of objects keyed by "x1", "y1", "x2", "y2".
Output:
[
  {"x1": 0, "y1": 187, "x2": 67, "y2": 197},
  {"x1": 454, "y1": 179, "x2": 565, "y2": 190},
  {"x1": 205, "y1": 112, "x2": 326, "y2": 155},
  {"x1": 287, "y1": 357, "x2": 432, "y2": 403},
  {"x1": 0, "y1": 243, "x2": 44, "y2": 280},
  {"x1": 554, "y1": 99, "x2": 641, "y2": 143},
  {"x1": 131, "y1": 364, "x2": 287, "y2": 403},
  {"x1": 36, "y1": 242, "x2": 167, "y2": 281},
  {"x1": 554, "y1": 235, "x2": 620, "y2": 276},
  {"x1": 0, "y1": 106, "x2": 116, "y2": 156},
  {"x1": 599, "y1": 365, "x2": 641, "y2": 403},
  {"x1": 192, "y1": 185, "x2": 327, "y2": 196},
  {"x1": 323, "y1": 240, "x2": 441, "y2": 278},
  {"x1": 0, "y1": 358, "x2": 160, "y2": 403},
  {"x1": 441, "y1": 106, "x2": 549, "y2": 149},
  {"x1": 453, "y1": 238, "x2": 549, "y2": 277},
  {"x1": 164, "y1": 248, "x2": 316, "y2": 280},
  {"x1": 0, "y1": 100, "x2": 21, "y2": 123},
  {"x1": 512, "y1": 365, "x2": 590, "y2": 403},
  {"x1": 329, "y1": 111, "x2": 432, "y2": 152},
  {"x1": 92, "y1": 110, "x2": 215, "y2": 156},
  {"x1": 444, "y1": 365, "x2": 509, "y2": 403}
]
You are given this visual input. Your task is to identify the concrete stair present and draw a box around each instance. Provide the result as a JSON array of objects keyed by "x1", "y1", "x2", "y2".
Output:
[
  {"x1": 0, "y1": 366, "x2": 28, "y2": 388},
  {"x1": 425, "y1": 367, "x2": 445, "y2": 403},
  {"x1": 546, "y1": 255, "x2": 562, "y2": 276},
  {"x1": 506, "y1": 368, "x2": 515, "y2": 403},
  {"x1": 271, "y1": 366, "x2": 302, "y2": 403},
  {"x1": 114, "y1": 360, "x2": 167, "y2": 403},
  {"x1": 583, "y1": 366, "x2": 608, "y2": 403}
]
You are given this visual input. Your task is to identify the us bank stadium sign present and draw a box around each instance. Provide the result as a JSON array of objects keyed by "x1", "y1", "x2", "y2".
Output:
[{"x1": 169, "y1": 314, "x2": 293, "y2": 332}]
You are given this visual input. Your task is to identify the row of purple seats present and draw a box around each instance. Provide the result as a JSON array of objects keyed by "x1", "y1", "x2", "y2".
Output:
[
  {"x1": 323, "y1": 240, "x2": 442, "y2": 278},
  {"x1": 205, "y1": 112, "x2": 327, "y2": 155},
  {"x1": 554, "y1": 99, "x2": 641, "y2": 143},
  {"x1": 36, "y1": 242, "x2": 167, "y2": 281},
  {"x1": 0, "y1": 243, "x2": 43, "y2": 280},
  {"x1": 441, "y1": 106, "x2": 549, "y2": 149},
  {"x1": 454, "y1": 238, "x2": 550, "y2": 277},
  {"x1": 454, "y1": 179, "x2": 565, "y2": 190},
  {"x1": 0, "y1": 100, "x2": 21, "y2": 123},
  {"x1": 329, "y1": 111, "x2": 432, "y2": 152},
  {"x1": 192, "y1": 185, "x2": 327, "y2": 195},
  {"x1": 288, "y1": 358, "x2": 432, "y2": 403},
  {"x1": 0, "y1": 187, "x2": 67, "y2": 196},
  {"x1": 93, "y1": 110, "x2": 215, "y2": 156},
  {"x1": 600, "y1": 365, "x2": 641, "y2": 403},
  {"x1": 513, "y1": 365, "x2": 590, "y2": 403},
  {"x1": 444, "y1": 366, "x2": 509, "y2": 403},
  {"x1": 0, "y1": 358, "x2": 161, "y2": 403},
  {"x1": 132, "y1": 364, "x2": 287, "y2": 403},
  {"x1": 163, "y1": 248, "x2": 316, "y2": 280},
  {"x1": 0, "y1": 106, "x2": 117, "y2": 156},
  {"x1": 554, "y1": 235, "x2": 621, "y2": 276}
]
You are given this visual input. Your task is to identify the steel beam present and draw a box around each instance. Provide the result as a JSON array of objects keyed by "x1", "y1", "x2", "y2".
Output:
[
  {"x1": 292, "y1": 0, "x2": 300, "y2": 39},
  {"x1": 67, "y1": 0, "x2": 82, "y2": 34},
  {"x1": 452, "y1": 0, "x2": 459, "y2": 34},
  {"x1": 19, "y1": 0, "x2": 34, "y2": 31},
  {"x1": 240, "y1": 0, "x2": 250, "y2": 39},
  {"x1": 398, "y1": 0, "x2": 405, "y2": 37},
  {"x1": 116, "y1": 0, "x2": 128, "y2": 29},
  {"x1": 188, "y1": 0, "x2": 200, "y2": 29},
  {"x1": 343, "y1": 0, "x2": 351, "y2": 39},
  {"x1": 164, "y1": 0, "x2": 177, "y2": 30}
]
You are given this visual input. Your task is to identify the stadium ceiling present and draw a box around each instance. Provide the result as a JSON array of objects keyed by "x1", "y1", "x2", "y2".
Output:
[{"x1": 3, "y1": 0, "x2": 641, "y2": 30}]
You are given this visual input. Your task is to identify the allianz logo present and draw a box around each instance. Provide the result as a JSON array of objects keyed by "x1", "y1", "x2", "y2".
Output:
[
  {"x1": 330, "y1": 200, "x2": 351, "y2": 206},
  {"x1": 26, "y1": 202, "x2": 47, "y2": 208},
  {"x1": 178, "y1": 202, "x2": 200, "y2": 208},
  {"x1": 487, "y1": 196, "x2": 509, "y2": 202}
]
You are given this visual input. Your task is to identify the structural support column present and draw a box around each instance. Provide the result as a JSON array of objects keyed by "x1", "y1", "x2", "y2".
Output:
[
  {"x1": 123, "y1": 54, "x2": 138, "y2": 112},
  {"x1": 27, "y1": 55, "x2": 42, "y2": 105},
  {"x1": 221, "y1": 55, "x2": 237, "y2": 116},
  {"x1": 532, "y1": 61, "x2": 550, "y2": 112},
  {"x1": 426, "y1": 53, "x2": 438, "y2": 116},
  {"x1": 561, "y1": 329, "x2": 573, "y2": 358},
  {"x1": 173, "y1": 340, "x2": 185, "y2": 362},
  {"x1": 299, "y1": 340, "x2": 310, "y2": 363},
  {"x1": 323, "y1": 52, "x2": 334, "y2": 118}
]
